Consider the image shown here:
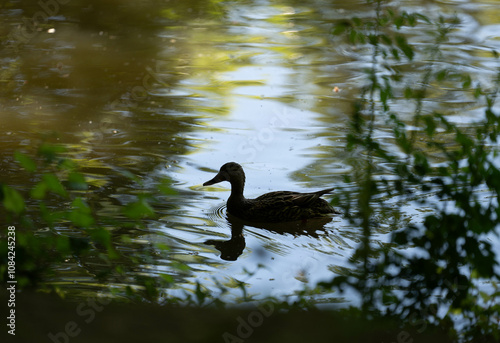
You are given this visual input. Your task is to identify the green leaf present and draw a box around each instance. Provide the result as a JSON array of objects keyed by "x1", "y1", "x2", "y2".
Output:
[
  {"x1": 31, "y1": 182, "x2": 48, "y2": 199},
  {"x1": 391, "y1": 48, "x2": 400, "y2": 61},
  {"x1": 38, "y1": 143, "x2": 66, "y2": 163},
  {"x1": 58, "y1": 158, "x2": 76, "y2": 170},
  {"x1": 67, "y1": 172, "x2": 88, "y2": 190},
  {"x1": 2, "y1": 185, "x2": 25, "y2": 214},
  {"x1": 124, "y1": 196, "x2": 155, "y2": 219},
  {"x1": 195, "y1": 281, "x2": 206, "y2": 305},
  {"x1": 160, "y1": 274, "x2": 175, "y2": 283},
  {"x1": 171, "y1": 261, "x2": 190, "y2": 273},
  {"x1": 413, "y1": 152, "x2": 429, "y2": 176},
  {"x1": 14, "y1": 152, "x2": 37, "y2": 172},
  {"x1": 43, "y1": 173, "x2": 67, "y2": 197},
  {"x1": 118, "y1": 169, "x2": 141, "y2": 182},
  {"x1": 379, "y1": 34, "x2": 392, "y2": 46},
  {"x1": 394, "y1": 15, "x2": 404, "y2": 29},
  {"x1": 69, "y1": 197, "x2": 94, "y2": 227},
  {"x1": 415, "y1": 13, "x2": 431, "y2": 24},
  {"x1": 423, "y1": 115, "x2": 437, "y2": 136},
  {"x1": 368, "y1": 34, "x2": 379, "y2": 46},
  {"x1": 473, "y1": 85, "x2": 482, "y2": 98},
  {"x1": 435, "y1": 68, "x2": 448, "y2": 81},
  {"x1": 395, "y1": 35, "x2": 414, "y2": 60},
  {"x1": 55, "y1": 236, "x2": 70, "y2": 254},
  {"x1": 332, "y1": 21, "x2": 350, "y2": 35},
  {"x1": 90, "y1": 227, "x2": 110, "y2": 245},
  {"x1": 462, "y1": 74, "x2": 471, "y2": 89},
  {"x1": 89, "y1": 228, "x2": 118, "y2": 258},
  {"x1": 155, "y1": 243, "x2": 171, "y2": 251},
  {"x1": 158, "y1": 178, "x2": 178, "y2": 196}
]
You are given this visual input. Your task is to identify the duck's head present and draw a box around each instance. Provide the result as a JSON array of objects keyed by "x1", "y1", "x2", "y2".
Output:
[{"x1": 203, "y1": 162, "x2": 245, "y2": 186}]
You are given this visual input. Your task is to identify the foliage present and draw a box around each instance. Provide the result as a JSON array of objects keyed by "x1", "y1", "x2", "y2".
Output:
[
  {"x1": 322, "y1": 0, "x2": 500, "y2": 341},
  {"x1": 0, "y1": 143, "x2": 175, "y2": 298}
]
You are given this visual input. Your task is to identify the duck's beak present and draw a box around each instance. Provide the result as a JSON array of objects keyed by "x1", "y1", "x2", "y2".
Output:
[{"x1": 203, "y1": 173, "x2": 224, "y2": 186}]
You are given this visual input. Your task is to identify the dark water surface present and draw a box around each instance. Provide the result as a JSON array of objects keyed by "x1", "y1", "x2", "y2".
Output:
[{"x1": 1, "y1": 0, "x2": 499, "y2": 303}]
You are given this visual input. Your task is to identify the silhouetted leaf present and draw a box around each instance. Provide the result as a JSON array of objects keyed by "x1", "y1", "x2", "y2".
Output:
[{"x1": 395, "y1": 35, "x2": 414, "y2": 60}]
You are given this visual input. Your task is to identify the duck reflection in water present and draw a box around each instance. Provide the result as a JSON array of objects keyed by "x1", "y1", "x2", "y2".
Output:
[
  {"x1": 204, "y1": 213, "x2": 334, "y2": 261},
  {"x1": 204, "y1": 216, "x2": 245, "y2": 261}
]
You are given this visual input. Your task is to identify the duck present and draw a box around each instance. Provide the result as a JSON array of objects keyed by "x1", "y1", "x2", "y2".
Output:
[{"x1": 203, "y1": 162, "x2": 339, "y2": 223}]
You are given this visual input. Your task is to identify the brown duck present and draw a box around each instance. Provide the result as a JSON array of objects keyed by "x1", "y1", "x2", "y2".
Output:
[{"x1": 203, "y1": 162, "x2": 338, "y2": 223}]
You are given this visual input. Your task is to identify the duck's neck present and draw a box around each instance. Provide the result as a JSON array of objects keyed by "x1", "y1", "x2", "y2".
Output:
[{"x1": 228, "y1": 175, "x2": 245, "y2": 202}]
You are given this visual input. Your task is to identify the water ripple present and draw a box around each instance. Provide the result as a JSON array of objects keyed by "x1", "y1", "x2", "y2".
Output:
[{"x1": 206, "y1": 203, "x2": 228, "y2": 228}]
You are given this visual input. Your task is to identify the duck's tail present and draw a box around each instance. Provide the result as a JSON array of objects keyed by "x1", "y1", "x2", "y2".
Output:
[{"x1": 315, "y1": 187, "x2": 335, "y2": 197}]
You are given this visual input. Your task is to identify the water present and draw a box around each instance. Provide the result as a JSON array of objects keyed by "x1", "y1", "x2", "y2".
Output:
[{"x1": 1, "y1": 0, "x2": 499, "y2": 305}]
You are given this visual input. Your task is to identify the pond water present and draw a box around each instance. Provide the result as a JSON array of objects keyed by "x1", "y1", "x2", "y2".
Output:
[{"x1": 1, "y1": 0, "x2": 499, "y2": 304}]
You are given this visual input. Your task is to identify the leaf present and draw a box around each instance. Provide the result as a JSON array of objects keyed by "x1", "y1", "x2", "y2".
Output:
[
  {"x1": 31, "y1": 182, "x2": 48, "y2": 199},
  {"x1": 462, "y1": 74, "x2": 471, "y2": 89},
  {"x1": 379, "y1": 34, "x2": 392, "y2": 46},
  {"x1": 14, "y1": 152, "x2": 37, "y2": 172},
  {"x1": 395, "y1": 35, "x2": 414, "y2": 60},
  {"x1": 160, "y1": 274, "x2": 175, "y2": 283},
  {"x1": 473, "y1": 85, "x2": 482, "y2": 98},
  {"x1": 58, "y1": 158, "x2": 76, "y2": 170},
  {"x1": 171, "y1": 261, "x2": 190, "y2": 273},
  {"x1": 90, "y1": 228, "x2": 110, "y2": 245},
  {"x1": 413, "y1": 152, "x2": 430, "y2": 176},
  {"x1": 404, "y1": 87, "x2": 413, "y2": 98},
  {"x1": 89, "y1": 228, "x2": 118, "y2": 259},
  {"x1": 415, "y1": 13, "x2": 431, "y2": 24},
  {"x1": 368, "y1": 34, "x2": 379, "y2": 46},
  {"x1": 195, "y1": 281, "x2": 206, "y2": 305},
  {"x1": 394, "y1": 15, "x2": 404, "y2": 29},
  {"x1": 155, "y1": 243, "x2": 171, "y2": 251},
  {"x1": 2, "y1": 185, "x2": 25, "y2": 214},
  {"x1": 158, "y1": 178, "x2": 178, "y2": 196},
  {"x1": 43, "y1": 173, "x2": 67, "y2": 197},
  {"x1": 66, "y1": 172, "x2": 88, "y2": 190},
  {"x1": 38, "y1": 143, "x2": 66, "y2": 163},
  {"x1": 124, "y1": 196, "x2": 155, "y2": 219},
  {"x1": 69, "y1": 197, "x2": 94, "y2": 227},
  {"x1": 423, "y1": 115, "x2": 437, "y2": 136},
  {"x1": 435, "y1": 68, "x2": 448, "y2": 81},
  {"x1": 391, "y1": 48, "x2": 400, "y2": 61},
  {"x1": 332, "y1": 21, "x2": 350, "y2": 35}
]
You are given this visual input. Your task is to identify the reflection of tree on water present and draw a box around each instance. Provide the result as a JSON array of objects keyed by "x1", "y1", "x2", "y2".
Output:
[{"x1": 205, "y1": 213, "x2": 333, "y2": 261}]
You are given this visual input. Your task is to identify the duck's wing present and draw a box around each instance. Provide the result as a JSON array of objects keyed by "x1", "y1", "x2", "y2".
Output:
[
  {"x1": 254, "y1": 188, "x2": 334, "y2": 208},
  {"x1": 289, "y1": 188, "x2": 335, "y2": 207}
]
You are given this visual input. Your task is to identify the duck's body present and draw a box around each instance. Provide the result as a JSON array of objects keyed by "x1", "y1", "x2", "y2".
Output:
[{"x1": 203, "y1": 162, "x2": 338, "y2": 223}]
